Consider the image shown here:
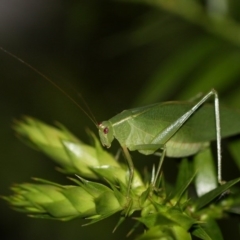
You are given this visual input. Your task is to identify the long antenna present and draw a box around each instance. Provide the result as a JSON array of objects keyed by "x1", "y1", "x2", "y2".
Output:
[
  {"x1": 78, "y1": 93, "x2": 98, "y2": 125},
  {"x1": 0, "y1": 46, "x2": 98, "y2": 127}
]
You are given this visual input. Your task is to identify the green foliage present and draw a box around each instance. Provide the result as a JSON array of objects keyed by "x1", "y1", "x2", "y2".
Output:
[
  {"x1": 3, "y1": 1, "x2": 240, "y2": 240},
  {"x1": 4, "y1": 117, "x2": 240, "y2": 240}
]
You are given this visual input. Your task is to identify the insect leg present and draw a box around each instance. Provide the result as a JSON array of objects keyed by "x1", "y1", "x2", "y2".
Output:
[
  {"x1": 121, "y1": 143, "x2": 164, "y2": 196},
  {"x1": 214, "y1": 91, "x2": 222, "y2": 184},
  {"x1": 150, "y1": 89, "x2": 222, "y2": 184},
  {"x1": 129, "y1": 143, "x2": 166, "y2": 189},
  {"x1": 153, "y1": 147, "x2": 166, "y2": 187},
  {"x1": 121, "y1": 145, "x2": 134, "y2": 197}
]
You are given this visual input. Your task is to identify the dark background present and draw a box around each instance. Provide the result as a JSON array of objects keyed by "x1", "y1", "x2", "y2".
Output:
[{"x1": 1, "y1": 1, "x2": 240, "y2": 239}]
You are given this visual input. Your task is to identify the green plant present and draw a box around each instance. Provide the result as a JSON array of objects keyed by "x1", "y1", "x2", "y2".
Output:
[
  {"x1": 3, "y1": 1, "x2": 240, "y2": 239},
  {"x1": 4, "y1": 117, "x2": 240, "y2": 240}
]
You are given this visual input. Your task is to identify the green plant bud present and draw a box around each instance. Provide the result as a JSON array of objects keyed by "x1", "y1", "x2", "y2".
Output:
[
  {"x1": 4, "y1": 179, "x2": 123, "y2": 221},
  {"x1": 13, "y1": 117, "x2": 120, "y2": 178}
]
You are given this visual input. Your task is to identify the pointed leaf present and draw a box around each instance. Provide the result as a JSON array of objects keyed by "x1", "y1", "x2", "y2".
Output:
[
  {"x1": 74, "y1": 177, "x2": 111, "y2": 198},
  {"x1": 192, "y1": 226, "x2": 212, "y2": 240},
  {"x1": 176, "y1": 158, "x2": 192, "y2": 190},
  {"x1": 171, "y1": 169, "x2": 196, "y2": 206},
  {"x1": 200, "y1": 218, "x2": 224, "y2": 240},
  {"x1": 193, "y1": 177, "x2": 240, "y2": 211}
]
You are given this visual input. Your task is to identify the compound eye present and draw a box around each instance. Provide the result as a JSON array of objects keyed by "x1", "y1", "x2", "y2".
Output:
[{"x1": 103, "y1": 127, "x2": 109, "y2": 134}]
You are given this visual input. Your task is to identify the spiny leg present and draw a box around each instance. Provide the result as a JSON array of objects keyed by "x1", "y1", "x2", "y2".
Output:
[{"x1": 149, "y1": 89, "x2": 222, "y2": 184}]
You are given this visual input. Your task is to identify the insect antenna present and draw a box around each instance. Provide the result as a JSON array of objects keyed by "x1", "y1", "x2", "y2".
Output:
[
  {"x1": 0, "y1": 46, "x2": 98, "y2": 127},
  {"x1": 78, "y1": 92, "x2": 98, "y2": 125}
]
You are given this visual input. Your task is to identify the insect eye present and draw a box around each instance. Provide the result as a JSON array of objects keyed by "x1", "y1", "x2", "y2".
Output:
[{"x1": 103, "y1": 127, "x2": 109, "y2": 134}]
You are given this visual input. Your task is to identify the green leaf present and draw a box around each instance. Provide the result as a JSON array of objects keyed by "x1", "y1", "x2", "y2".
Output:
[
  {"x1": 95, "y1": 191, "x2": 122, "y2": 215},
  {"x1": 133, "y1": 37, "x2": 222, "y2": 105},
  {"x1": 171, "y1": 163, "x2": 195, "y2": 205},
  {"x1": 176, "y1": 158, "x2": 192, "y2": 190},
  {"x1": 194, "y1": 149, "x2": 217, "y2": 197},
  {"x1": 228, "y1": 139, "x2": 240, "y2": 171},
  {"x1": 178, "y1": 51, "x2": 240, "y2": 100},
  {"x1": 166, "y1": 208, "x2": 196, "y2": 231},
  {"x1": 200, "y1": 218, "x2": 224, "y2": 240},
  {"x1": 73, "y1": 177, "x2": 112, "y2": 198},
  {"x1": 193, "y1": 177, "x2": 240, "y2": 211},
  {"x1": 135, "y1": 225, "x2": 192, "y2": 240},
  {"x1": 192, "y1": 226, "x2": 212, "y2": 240},
  {"x1": 138, "y1": 207, "x2": 196, "y2": 231},
  {"x1": 134, "y1": 225, "x2": 172, "y2": 240},
  {"x1": 137, "y1": 212, "x2": 176, "y2": 228}
]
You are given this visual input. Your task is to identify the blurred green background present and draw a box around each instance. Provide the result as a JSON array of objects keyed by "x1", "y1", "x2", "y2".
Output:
[{"x1": 1, "y1": 0, "x2": 240, "y2": 239}]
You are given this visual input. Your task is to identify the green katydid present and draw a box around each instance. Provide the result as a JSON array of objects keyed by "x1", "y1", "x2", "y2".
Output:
[
  {"x1": 98, "y1": 90, "x2": 227, "y2": 195},
  {"x1": 2, "y1": 47, "x2": 240, "y2": 196}
]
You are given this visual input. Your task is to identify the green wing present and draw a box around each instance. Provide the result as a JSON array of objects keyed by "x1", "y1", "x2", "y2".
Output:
[{"x1": 129, "y1": 102, "x2": 240, "y2": 143}]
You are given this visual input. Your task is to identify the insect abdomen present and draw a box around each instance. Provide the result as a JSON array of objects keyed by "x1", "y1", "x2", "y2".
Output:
[{"x1": 165, "y1": 140, "x2": 209, "y2": 158}]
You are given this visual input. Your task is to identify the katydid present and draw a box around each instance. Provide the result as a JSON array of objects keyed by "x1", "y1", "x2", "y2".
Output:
[
  {"x1": 99, "y1": 90, "x2": 224, "y2": 195},
  {"x1": 2, "y1": 47, "x2": 240, "y2": 196},
  {"x1": 98, "y1": 90, "x2": 240, "y2": 194}
]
